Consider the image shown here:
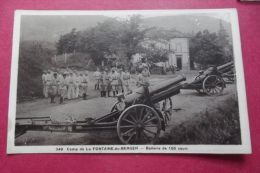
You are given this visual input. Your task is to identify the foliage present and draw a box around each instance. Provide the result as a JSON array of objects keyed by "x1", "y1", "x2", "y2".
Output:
[
  {"x1": 56, "y1": 28, "x2": 78, "y2": 54},
  {"x1": 53, "y1": 53, "x2": 96, "y2": 70},
  {"x1": 189, "y1": 21, "x2": 233, "y2": 67},
  {"x1": 18, "y1": 41, "x2": 54, "y2": 101},
  {"x1": 190, "y1": 30, "x2": 226, "y2": 67},
  {"x1": 218, "y1": 20, "x2": 230, "y2": 47},
  {"x1": 140, "y1": 42, "x2": 170, "y2": 63},
  {"x1": 160, "y1": 95, "x2": 241, "y2": 144},
  {"x1": 56, "y1": 15, "x2": 154, "y2": 69}
]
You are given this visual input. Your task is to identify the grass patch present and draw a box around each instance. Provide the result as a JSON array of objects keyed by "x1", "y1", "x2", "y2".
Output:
[{"x1": 160, "y1": 95, "x2": 241, "y2": 144}]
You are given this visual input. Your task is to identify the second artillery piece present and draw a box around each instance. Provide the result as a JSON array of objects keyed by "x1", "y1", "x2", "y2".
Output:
[{"x1": 181, "y1": 61, "x2": 234, "y2": 96}]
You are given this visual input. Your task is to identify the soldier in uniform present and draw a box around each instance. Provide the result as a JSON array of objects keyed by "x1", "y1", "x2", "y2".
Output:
[
  {"x1": 122, "y1": 68, "x2": 131, "y2": 94},
  {"x1": 67, "y1": 72, "x2": 76, "y2": 100},
  {"x1": 59, "y1": 72, "x2": 68, "y2": 104},
  {"x1": 56, "y1": 70, "x2": 63, "y2": 96},
  {"x1": 45, "y1": 70, "x2": 52, "y2": 97},
  {"x1": 81, "y1": 72, "x2": 89, "y2": 100},
  {"x1": 50, "y1": 72, "x2": 59, "y2": 103},
  {"x1": 136, "y1": 70, "x2": 143, "y2": 88},
  {"x1": 42, "y1": 70, "x2": 47, "y2": 97},
  {"x1": 103, "y1": 68, "x2": 111, "y2": 97},
  {"x1": 142, "y1": 64, "x2": 150, "y2": 85},
  {"x1": 99, "y1": 69, "x2": 105, "y2": 97},
  {"x1": 74, "y1": 72, "x2": 81, "y2": 98},
  {"x1": 93, "y1": 68, "x2": 101, "y2": 90},
  {"x1": 79, "y1": 73, "x2": 84, "y2": 98},
  {"x1": 110, "y1": 67, "x2": 119, "y2": 97},
  {"x1": 117, "y1": 68, "x2": 124, "y2": 93}
]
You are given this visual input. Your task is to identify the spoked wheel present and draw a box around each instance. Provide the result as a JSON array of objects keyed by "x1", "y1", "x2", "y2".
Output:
[
  {"x1": 161, "y1": 98, "x2": 172, "y2": 125},
  {"x1": 203, "y1": 75, "x2": 225, "y2": 96},
  {"x1": 117, "y1": 104, "x2": 162, "y2": 145},
  {"x1": 194, "y1": 75, "x2": 205, "y2": 93}
]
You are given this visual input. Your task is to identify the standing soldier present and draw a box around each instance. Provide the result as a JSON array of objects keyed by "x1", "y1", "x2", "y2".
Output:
[
  {"x1": 50, "y1": 72, "x2": 59, "y2": 103},
  {"x1": 93, "y1": 68, "x2": 101, "y2": 90},
  {"x1": 59, "y1": 72, "x2": 68, "y2": 104},
  {"x1": 67, "y1": 71, "x2": 76, "y2": 100},
  {"x1": 45, "y1": 70, "x2": 52, "y2": 97},
  {"x1": 122, "y1": 68, "x2": 131, "y2": 94},
  {"x1": 42, "y1": 70, "x2": 47, "y2": 97},
  {"x1": 117, "y1": 68, "x2": 124, "y2": 93},
  {"x1": 56, "y1": 70, "x2": 63, "y2": 96},
  {"x1": 74, "y1": 72, "x2": 81, "y2": 98},
  {"x1": 103, "y1": 68, "x2": 111, "y2": 97},
  {"x1": 136, "y1": 70, "x2": 143, "y2": 88},
  {"x1": 99, "y1": 69, "x2": 105, "y2": 97},
  {"x1": 110, "y1": 67, "x2": 119, "y2": 97},
  {"x1": 142, "y1": 64, "x2": 150, "y2": 85},
  {"x1": 79, "y1": 73, "x2": 84, "y2": 98},
  {"x1": 81, "y1": 72, "x2": 89, "y2": 100}
]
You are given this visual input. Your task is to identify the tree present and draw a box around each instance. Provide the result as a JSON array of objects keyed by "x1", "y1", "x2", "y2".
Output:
[
  {"x1": 56, "y1": 28, "x2": 78, "y2": 54},
  {"x1": 18, "y1": 41, "x2": 53, "y2": 100},
  {"x1": 76, "y1": 15, "x2": 152, "y2": 69},
  {"x1": 218, "y1": 20, "x2": 229, "y2": 48},
  {"x1": 140, "y1": 42, "x2": 170, "y2": 63},
  {"x1": 190, "y1": 30, "x2": 226, "y2": 67}
]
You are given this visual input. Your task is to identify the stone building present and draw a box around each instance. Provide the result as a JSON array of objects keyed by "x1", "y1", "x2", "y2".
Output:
[{"x1": 168, "y1": 37, "x2": 190, "y2": 70}]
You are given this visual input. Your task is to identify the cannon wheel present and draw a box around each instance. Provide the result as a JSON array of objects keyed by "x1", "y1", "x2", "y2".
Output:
[
  {"x1": 194, "y1": 75, "x2": 205, "y2": 93},
  {"x1": 161, "y1": 98, "x2": 172, "y2": 125},
  {"x1": 203, "y1": 75, "x2": 225, "y2": 96},
  {"x1": 110, "y1": 102, "x2": 119, "y2": 112},
  {"x1": 117, "y1": 104, "x2": 162, "y2": 145}
]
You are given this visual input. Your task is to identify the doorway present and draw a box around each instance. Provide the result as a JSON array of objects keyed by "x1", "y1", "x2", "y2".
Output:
[{"x1": 176, "y1": 55, "x2": 182, "y2": 70}]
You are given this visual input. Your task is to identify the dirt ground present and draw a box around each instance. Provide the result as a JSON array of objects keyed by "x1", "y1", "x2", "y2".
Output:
[{"x1": 14, "y1": 71, "x2": 237, "y2": 145}]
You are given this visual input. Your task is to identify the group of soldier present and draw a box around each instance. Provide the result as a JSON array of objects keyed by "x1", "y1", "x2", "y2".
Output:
[
  {"x1": 42, "y1": 69, "x2": 89, "y2": 104},
  {"x1": 93, "y1": 64, "x2": 151, "y2": 97},
  {"x1": 41, "y1": 64, "x2": 151, "y2": 104}
]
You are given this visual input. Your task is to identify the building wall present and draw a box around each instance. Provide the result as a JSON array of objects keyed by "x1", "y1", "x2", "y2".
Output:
[{"x1": 168, "y1": 38, "x2": 190, "y2": 70}]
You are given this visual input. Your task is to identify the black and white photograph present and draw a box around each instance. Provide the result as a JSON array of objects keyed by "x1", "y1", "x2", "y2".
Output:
[{"x1": 7, "y1": 9, "x2": 251, "y2": 154}]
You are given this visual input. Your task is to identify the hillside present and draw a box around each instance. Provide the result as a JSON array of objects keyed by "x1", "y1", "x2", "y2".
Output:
[
  {"x1": 20, "y1": 15, "x2": 108, "y2": 42},
  {"x1": 20, "y1": 14, "x2": 232, "y2": 45},
  {"x1": 144, "y1": 15, "x2": 232, "y2": 36}
]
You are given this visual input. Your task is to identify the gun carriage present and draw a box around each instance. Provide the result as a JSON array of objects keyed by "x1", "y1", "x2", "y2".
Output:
[
  {"x1": 15, "y1": 75, "x2": 186, "y2": 145},
  {"x1": 181, "y1": 61, "x2": 234, "y2": 96}
]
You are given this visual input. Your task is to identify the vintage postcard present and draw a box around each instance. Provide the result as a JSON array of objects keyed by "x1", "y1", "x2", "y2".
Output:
[{"x1": 7, "y1": 9, "x2": 251, "y2": 154}]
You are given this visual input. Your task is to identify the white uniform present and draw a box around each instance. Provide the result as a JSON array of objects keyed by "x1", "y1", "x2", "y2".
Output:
[
  {"x1": 50, "y1": 77, "x2": 59, "y2": 96},
  {"x1": 117, "y1": 72, "x2": 123, "y2": 91},
  {"x1": 57, "y1": 74, "x2": 63, "y2": 95},
  {"x1": 142, "y1": 69, "x2": 150, "y2": 84},
  {"x1": 110, "y1": 72, "x2": 119, "y2": 91},
  {"x1": 60, "y1": 76, "x2": 68, "y2": 98},
  {"x1": 136, "y1": 73, "x2": 143, "y2": 88},
  {"x1": 42, "y1": 73, "x2": 47, "y2": 97},
  {"x1": 81, "y1": 75, "x2": 89, "y2": 95},
  {"x1": 45, "y1": 73, "x2": 52, "y2": 96},
  {"x1": 74, "y1": 75, "x2": 81, "y2": 97},
  {"x1": 121, "y1": 72, "x2": 131, "y2": 92},
  {"x1": 93, "y1": 71, "x2": 101, "y2": 89},
  {"x1": 67, "y1": 75, "x2": 76, "y2": 99}
]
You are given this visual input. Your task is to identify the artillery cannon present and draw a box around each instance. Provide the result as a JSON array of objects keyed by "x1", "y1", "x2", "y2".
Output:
[
  {"x1": 15, "y1": 75, "x2": 186, "y2": 145},
  {"x1": 181, "y1": 61, "x2": 234, "y2": 96}
]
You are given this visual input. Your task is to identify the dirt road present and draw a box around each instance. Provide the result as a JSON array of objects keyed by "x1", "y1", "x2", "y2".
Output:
[{"x1": 15, "y1": 72, "x2": 237, "y2": 145}]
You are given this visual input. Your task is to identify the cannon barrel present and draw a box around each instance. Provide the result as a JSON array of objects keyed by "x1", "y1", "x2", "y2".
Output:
[
  {"x1": 124, "y1": 75, "x2": 186, "y2": 104},
  {"x1": 217, "y1": 61, "x2": 234, "y2": 71},
  {"x1": 203, "y1": 61, "x2": 234, "y2": 76}
]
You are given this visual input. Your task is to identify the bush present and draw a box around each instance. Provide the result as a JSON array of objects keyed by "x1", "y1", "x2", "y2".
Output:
[
  {"x1": 160, "y1": 95, "x2": 241, "y2": 144},
  {"x1": 17, "y1": 41, "x2": 54, "y2": 102}
]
